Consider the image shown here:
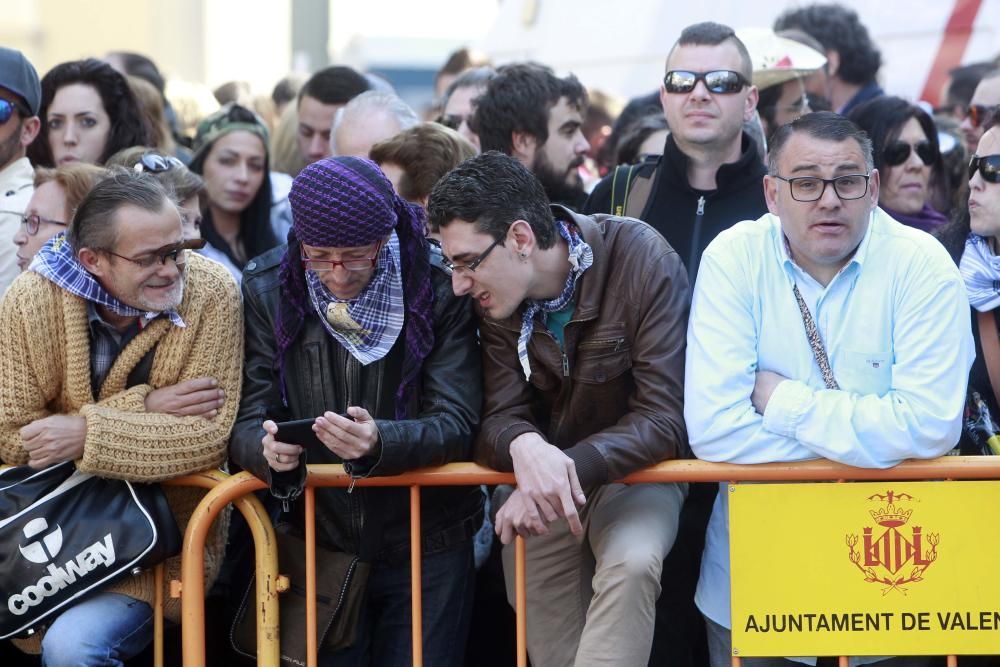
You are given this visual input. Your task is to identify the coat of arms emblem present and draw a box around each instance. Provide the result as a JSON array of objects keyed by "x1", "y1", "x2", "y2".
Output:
[{"x1": 846, "y1": 489, "x2": 939, "y2": 595}]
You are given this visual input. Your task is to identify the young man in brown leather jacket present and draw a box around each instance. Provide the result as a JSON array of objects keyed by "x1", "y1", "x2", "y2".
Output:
[{"x1": 428, "y1": 151, "x2": 690, "y2": 667}]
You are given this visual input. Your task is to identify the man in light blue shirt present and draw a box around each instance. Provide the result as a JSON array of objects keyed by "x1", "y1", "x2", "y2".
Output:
[{"x1": 685, "y1": 111, "x2": 973, "y2": 667}]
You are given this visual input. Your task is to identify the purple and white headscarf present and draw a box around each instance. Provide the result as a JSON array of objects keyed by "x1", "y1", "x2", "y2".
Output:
[{"x1": 277, "y1": 157, "x2": 433, "y2": 418}]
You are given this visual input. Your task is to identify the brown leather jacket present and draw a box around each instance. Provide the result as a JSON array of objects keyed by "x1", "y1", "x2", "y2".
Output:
[{"x1": 475, "y1": 206, "x2": 691, "y2": 488}]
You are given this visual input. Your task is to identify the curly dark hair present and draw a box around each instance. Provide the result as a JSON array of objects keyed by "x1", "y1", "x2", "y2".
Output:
[
  {"x1": 470, "y1": 62, "x2": 587, "y2": 156},
  {"x1": 427, "y1": 150, "x2": 556, "y2": 250},
  {"x1": 774, "y1": 4, "x2": 881, "y2": 86},
  {"x1": 27, "y1": 58, "x2": 153, "y2": 168}
]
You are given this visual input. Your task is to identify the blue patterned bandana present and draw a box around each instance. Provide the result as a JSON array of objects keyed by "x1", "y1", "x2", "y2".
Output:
[
  {"x1": 29, "y1": 233, "x2": 185, "y2": 327},
  {"x1": 305, "y1": 230, "x2": 404, "y2": 365},
  {"x1": 518, "y1": 220, "x2": 593, "y2": 380},
  {"x1": 961, "y1": 234, "x2": 1000, "y2": 312}
]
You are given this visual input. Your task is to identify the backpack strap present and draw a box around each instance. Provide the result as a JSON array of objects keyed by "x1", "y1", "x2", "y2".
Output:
[
  {"x1": 609, "y1": 164, "x2": 638, "y2": 217},
  {"x1": 608, "y1": 158, "x2": 659, "y2": 220},
  {"x1": 625, "y1": 169, "x2": 655, "y2": 220},
  {"x1": 978, "y1": 310, "x2": 1000, "y2": 411}
]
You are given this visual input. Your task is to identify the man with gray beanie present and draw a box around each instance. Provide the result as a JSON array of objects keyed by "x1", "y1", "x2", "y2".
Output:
[{"x1": 0, "y1": 47, "x2": 41, "y2": 294}]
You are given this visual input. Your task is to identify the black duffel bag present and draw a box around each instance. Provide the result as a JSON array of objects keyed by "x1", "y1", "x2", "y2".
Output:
[{"x1": 0, "y1": 460, "x2": 181, "y2": 639}]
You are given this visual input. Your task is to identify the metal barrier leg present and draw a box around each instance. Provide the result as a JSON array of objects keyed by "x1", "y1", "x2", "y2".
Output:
[
  {"x1": 154, "y1": 563, "x2": 164, "y2": 667},
  {"x1": 839, "y1": 657, "x2": 849, "y2": 667},
  {"x1": 411, "y1": 485, "x2": 423, "y2": 667},
  {"x1": 515, "y1": 535, "x2": 526, "y2": 667},
  {"x1": 306, "y1": 486, "x2": 318, "y2": 667},
  {"x1": 179, "y1": 471, "x2": 279, "y2": 667},
  {"x1": 732, "y1": 656, "x2": 741, "y2": 666},
  {"x1": 946, "y1": 656, "x2": 957, "y2": 666}
]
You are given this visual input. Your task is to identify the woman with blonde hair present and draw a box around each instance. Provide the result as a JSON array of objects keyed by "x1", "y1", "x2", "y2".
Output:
[{"x1": 14, "y1": 162, "x2": 105, "y2": 271}]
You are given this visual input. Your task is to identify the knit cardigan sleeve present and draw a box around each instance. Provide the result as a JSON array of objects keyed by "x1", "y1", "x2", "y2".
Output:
[
  {"x1": 0, "y1": 260, "x2": 243, "y2": 478},
  {"x1": 0, "y1": 275, "x2": 61, "y2": 466},
  {"x1": 77, "y1": 259, "x2": 244, "y2": 482}
]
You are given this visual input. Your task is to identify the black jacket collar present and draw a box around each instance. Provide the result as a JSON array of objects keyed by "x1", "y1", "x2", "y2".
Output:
[{"x1": 661, "y1": 131, "x2": 765, "y2": 195}]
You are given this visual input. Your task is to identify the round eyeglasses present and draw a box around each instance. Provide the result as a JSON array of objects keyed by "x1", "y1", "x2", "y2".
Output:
[{"x1": 20, "y1": 213, "x2": 68, "y2": 236}]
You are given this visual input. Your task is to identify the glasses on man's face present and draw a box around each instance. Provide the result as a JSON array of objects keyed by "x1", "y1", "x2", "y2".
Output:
[
  {"x1": 883, "y1": 140, "x2": 938, "y2": 167},
  {"x1": 663, "y1": 70, "x2": 749, "y2": 95},
  {"x1": 20, "y1": 213, "x2": 68, "y2": 236},
  {"x1": 0, "y1": 99, "x2": 26, "y2": 125},
  {"x1": 133, "y1": 153, "x2": 184, "y2": 174},
  {"x1": 967, "y1": 104, "x2": 999, "y2": 129},
  {"x1": 103, "y1": 238, "x2": 207, "y2": 270},
  {"x1": 442, "y1": 237, "x2": 503, "y2": 275},
  {"x1": 772, "y1": 174, "x2": 871, "y2": 202},
  {"x1": 301, "y1": 240, "x2": 383, "y2": 273},
  {"x1": 969, "y1": 154, "x2": 1000, "y2": 184}
]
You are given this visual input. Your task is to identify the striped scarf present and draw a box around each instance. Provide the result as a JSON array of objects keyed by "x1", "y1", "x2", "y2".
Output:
[
  {"x1": 517, "y1": 220, "x2": 593, "y2": 380},
  {"x1": 29, "y1": 233, "x2": 185, "y2": 327},
  {"x1": 305, "y1": 231, "x2": 404, "y2": 365},
  {"x1": 960, "y1": 234, "x2": 1000, "y2": 312}
]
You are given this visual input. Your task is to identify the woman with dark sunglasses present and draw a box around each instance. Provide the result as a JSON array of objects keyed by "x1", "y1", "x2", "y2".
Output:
[
  {"x1": 848, "y1": 96, "x2": 950, "y2": 232},
  {"x1": 948, "y1": 112, "x2": 1000, "y2": 456}
]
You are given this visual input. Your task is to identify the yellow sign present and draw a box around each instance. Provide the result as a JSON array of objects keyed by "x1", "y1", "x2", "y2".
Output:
[{"x1": 730, "y1": 481, "x2": 1000, "y2": 657}]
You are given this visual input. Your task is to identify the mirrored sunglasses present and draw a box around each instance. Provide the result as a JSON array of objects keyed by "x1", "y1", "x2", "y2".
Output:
[
  {"x1": 969, "y1": 154, "x2": 1000, "y2": 184},
  {"x1": 967, "y1": 104, "x2": 1000, "y2": 129},
  {"x1": 663, "y1": 70, "x2": 749, "y2": 95},
  {"x1": 133, "y1": 153, "x2": 185, "y2": 174},
  {"x1": 0, "y1": 99, "x2": 26, "y2": 125}
]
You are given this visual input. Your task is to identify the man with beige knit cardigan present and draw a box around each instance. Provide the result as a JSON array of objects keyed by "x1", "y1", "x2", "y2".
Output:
[{"x1": 0, "y1": 169, "x2": 243, "y2": 665}]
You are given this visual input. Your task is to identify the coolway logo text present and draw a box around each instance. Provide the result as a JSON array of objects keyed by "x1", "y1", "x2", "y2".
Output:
[
  {"x1": 7, "y1": 534, "x2": 116, "y2": 615},
  {"x1": 846, "y1": 490, "x2": 938, "y2": 595}
]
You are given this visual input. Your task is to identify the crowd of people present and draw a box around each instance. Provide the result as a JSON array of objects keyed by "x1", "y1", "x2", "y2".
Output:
[{"x1": 1, "y1": 3, "x2": 1000, "y2": 666}]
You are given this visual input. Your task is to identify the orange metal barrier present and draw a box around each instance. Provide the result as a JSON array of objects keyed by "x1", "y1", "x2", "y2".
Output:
[
  {"x1": 163, "y1": 470, "x2": 279, "y2": 667},
  {"x1": 177, "y1": 456, "x2": 1000, "y2": 667}
]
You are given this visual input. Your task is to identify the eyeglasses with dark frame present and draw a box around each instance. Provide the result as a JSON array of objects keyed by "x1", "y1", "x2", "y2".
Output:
[
  {"x1": 663, "y1": 70, "x2": 749, "y2": 95},
  {"x1": 301, "y1": 240, "x2": 383, "y2": 273},
  {"x1": 442, "y1": 237, "x2": 504, "y2": 274},
  {"x1": 969, "y1": 154, "x2": 1000, "y2": 184},
  {"x1": 772, "y1": 174, "x2": 871, "y2": 202},
  {"x1": 102, "y1": 238, "x2": 207, "y2": 269},
  {"x1": 19, "y1": 213, "x2": 68, "y2": 236}
]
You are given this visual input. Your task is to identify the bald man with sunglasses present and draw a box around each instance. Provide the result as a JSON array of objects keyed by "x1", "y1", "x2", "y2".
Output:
[
  {"x1": 585, "y1": 21, "x2": 767, "y2": 284},
  {"x1": 584, "y1": 22, "x2": 770, "y2": 667},
  {"x1": 0, "y1": 47, "x2": 42, "y2": 294}
]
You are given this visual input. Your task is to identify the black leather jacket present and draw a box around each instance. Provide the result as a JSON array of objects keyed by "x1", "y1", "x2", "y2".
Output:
[{"x1": 230, "y1": 245, "x2": 484, "y2": 562}]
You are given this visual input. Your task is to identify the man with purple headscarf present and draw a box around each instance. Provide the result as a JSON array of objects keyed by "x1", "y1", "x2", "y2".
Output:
[{"x1": 230, "y1": 156, "x2": 483, "y2": 665}]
